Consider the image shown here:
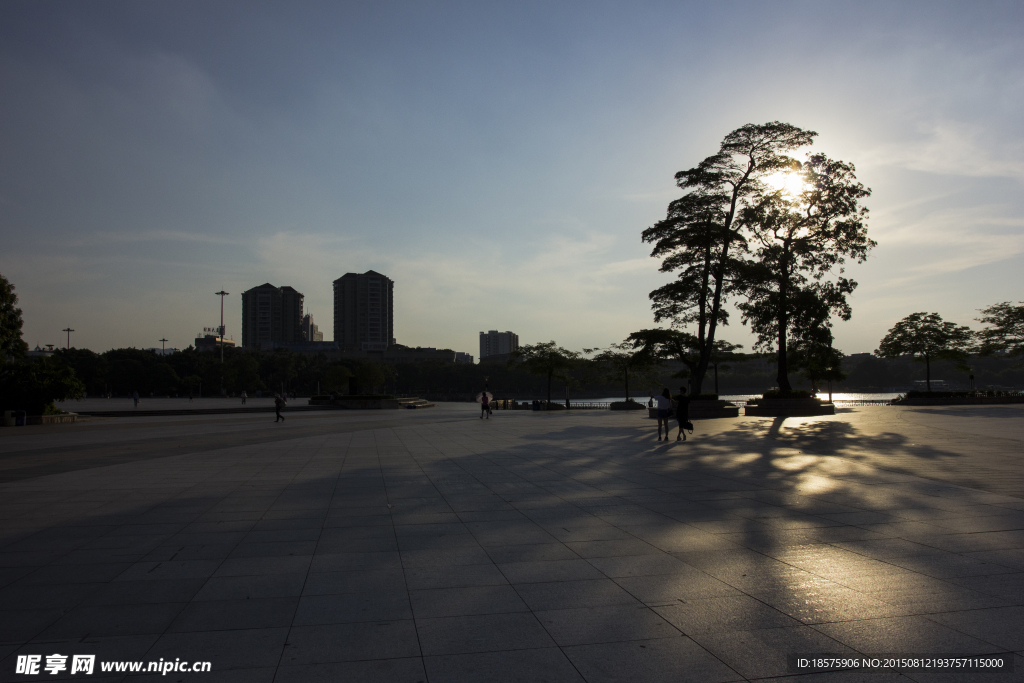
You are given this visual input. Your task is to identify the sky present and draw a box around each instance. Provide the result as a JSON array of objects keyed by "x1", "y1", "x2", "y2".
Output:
[{"x1": 2, "y1": 0, "x2": 1023, "y2": 357}]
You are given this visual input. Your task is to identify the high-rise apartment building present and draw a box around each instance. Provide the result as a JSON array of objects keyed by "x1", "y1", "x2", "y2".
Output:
[
  {"x1": 241, "y1": 283, "x2": 304, "y2": 349},
  {"x1": 479, "y1": 330, "x2": 519, "y2": 360},
  {"x1": 301, "y1": 313, "x2": 323, "y2": 342},
  {"x1": 333, "y1": 270, "x2": 394, "y2": 351}
]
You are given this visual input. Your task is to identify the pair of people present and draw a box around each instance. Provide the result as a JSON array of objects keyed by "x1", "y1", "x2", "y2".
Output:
[{"x1": 654, "y1": 387, "x2": 691, "y2": 441}]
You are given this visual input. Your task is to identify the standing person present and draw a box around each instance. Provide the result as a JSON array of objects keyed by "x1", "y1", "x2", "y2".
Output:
[
  {"x1": 188, "y1": 389, "x2": 193, "y2": 403},
  {"x1": 654, "y1": 388, "x2": 672, "y2": 441},
  {"x1": 674, "y1": 386, "x2": 691, "y2": 442},
  {"x1": 132, "y1": 390, "x2": 140, "y2": 409},
  {"x1": 274, "y1": 394, "x2": 286, "y2": 422},
  {"x1": 480, "y1": 391, "x2": 490, "y2": 419},
  {"x1": 241, "y1": 390, "x2": 247, "y2": 405}
]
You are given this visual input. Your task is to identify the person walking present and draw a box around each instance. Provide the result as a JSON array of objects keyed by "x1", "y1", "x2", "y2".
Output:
[
  {"x1": 674, "y1": 386, "x2": 691, "y2": 441},
  {"x1": 654, "y1": 388, "x2": 673, "y2": 441},
  {"x1": 241, "y1": 390, "x2": 247, "y2": 405},
  {"x1": 188, "y1": 389, "x2": 193, "y2": 403},
  {"x1": 132, "y1": 390, "x2": 140, "y2": 409},
  {"x1": 480, "y1": 391, "x2": 491, "y2": 419},
  {"x1": 274, "y1": 394, "x2": 286, "y2": 422}
]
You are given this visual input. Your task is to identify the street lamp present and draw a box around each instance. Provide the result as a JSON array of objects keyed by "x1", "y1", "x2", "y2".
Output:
[
  {"x1": 159, "y1": 338, "x2": 168, "y2": 355},
  {"x1": 62, "y1": 328, "x2": 75, "y2": 349},
  {"x1": 215, "y1": 291, "x2": 229, "y2": 395}
]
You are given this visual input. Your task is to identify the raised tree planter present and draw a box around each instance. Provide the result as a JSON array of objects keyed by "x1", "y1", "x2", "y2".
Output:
[
  {"x1": 744, "y1": 398, "x2": 835, "y2": 417},
  {"x1": 646, "y1": 400, "x2": 739, "y2": 420}
]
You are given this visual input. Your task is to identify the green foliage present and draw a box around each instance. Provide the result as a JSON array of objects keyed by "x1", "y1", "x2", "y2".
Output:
[
  {"x1": 0, "y1": 358, "x2": 85, "y2": 414},
  {"x1": 509, "y1": 341, "x2": 580, "y2": 403},
  {"x1": 323, "y1": 363, "x2": 353, "y2": 392},
  {"x1": 977, "y1": 301, "x2": 1024, "y2": 357},
  {"x1": 585, "y1": 340, "x2": 661, "y2": 400},
  {"x1": 788, "y1": 338, "x2": 845, "y2": 393},
  {"x1": 0, "y1": 273, "x2": 28, "y2": 360},
  {"x1": 875, "y1": 312, "x2": 974, "y2": 391},
  {"x1": 352, "y1": 362, "x2": 386, "y2": 394}
]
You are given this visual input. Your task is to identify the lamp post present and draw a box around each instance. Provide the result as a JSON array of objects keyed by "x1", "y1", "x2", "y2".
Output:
[
  {"x1": 62, "y1": 328, "x2": 74, "y2": 349},
  {"x1": 159, "y1": 338, "x2": 168, "y2": 355},
  {"x1": 215, "y1": 291, "x2": 228, "y2": 395}
]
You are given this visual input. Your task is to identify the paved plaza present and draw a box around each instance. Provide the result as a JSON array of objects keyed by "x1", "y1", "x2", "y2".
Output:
[{"x1": 1, "y1": 404, "x2": 1023, "y2": 682}]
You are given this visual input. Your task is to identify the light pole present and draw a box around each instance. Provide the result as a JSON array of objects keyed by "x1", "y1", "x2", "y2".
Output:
[
  {"x1": 159, "y1": 338, "x2": 168, "y2": 355},
  {"x1": 215, "y1": 291, "x2": 228, "y2": 395},
  {"x1": 62, "y1": 328, "x2": 75, "y2": 349}
]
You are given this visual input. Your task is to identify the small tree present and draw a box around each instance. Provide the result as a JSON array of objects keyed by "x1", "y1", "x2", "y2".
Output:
[
  {"x1": 586, "y1": 341, "x2": 661, "y2": 401},
  {"x1": 324, "y1": 363, "x2": 353, "y2": 394},
  {"x1": 0, "y1": 357, "x2": 85, "y2": 414},
  {"x1": 875, "y1": 312, "x2": 974, "y2": 392},
  {"x1": 789, "y1": 338, "x2": 845, "y2": 396},
  {"x1": 509, "y1": 341, "x2": 580, "y2": 404},
  {"x1": 0, "y1": 273, "x2": 28, "y2": 360},
  {"x1": 352, "y1": 362, "x2": 386, "y2": 394},
  {"x1": 977, "y1": 302, "x2": 1024, "y2": 357}
]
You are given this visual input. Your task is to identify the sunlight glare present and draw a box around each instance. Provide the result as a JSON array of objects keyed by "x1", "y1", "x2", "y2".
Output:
[{"x1": 765, "y1": 171, "x2": 806, "y2": 197}]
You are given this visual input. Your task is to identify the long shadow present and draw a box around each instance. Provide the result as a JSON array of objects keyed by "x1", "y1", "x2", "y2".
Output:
[{"x1": 0, "y1": 415, "x2": 1021, "y2": 681}]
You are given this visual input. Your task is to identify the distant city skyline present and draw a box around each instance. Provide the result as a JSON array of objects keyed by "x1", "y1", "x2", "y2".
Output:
[{"x1": 2, "y1": 2, "x2": 1022, "y2": 356}]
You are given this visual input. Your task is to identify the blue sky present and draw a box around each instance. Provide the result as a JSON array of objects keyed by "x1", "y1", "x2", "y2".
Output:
[{"x1": 2, "y1": 1, "x2": 1022, "y2": 356}]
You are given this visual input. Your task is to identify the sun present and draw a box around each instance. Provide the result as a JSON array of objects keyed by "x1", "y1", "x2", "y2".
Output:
[{"x1": 764, "y1": 171, "x2": 807, "y2": 197}]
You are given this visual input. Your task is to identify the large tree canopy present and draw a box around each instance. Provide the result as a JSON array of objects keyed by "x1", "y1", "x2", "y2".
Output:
[
  {"x1": 0, "y1": 273, "x2": 28, "y2": 360},
  {"x1": 875, "y1": 312, "x2": 974, "y2": 391},
  {"x1": 737, "y1": 151, "x2": 873, "y2": 391},
  {"x1": 642, "y1": 122, "x2": 818, "y2": 394},
  {"x1": 977, "y1": 301, "x2": 1024, "y2": 357}
]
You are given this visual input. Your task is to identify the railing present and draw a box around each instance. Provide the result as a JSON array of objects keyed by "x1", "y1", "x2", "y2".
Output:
[{"x1": 569, "y1": 402, "x2": 611, "y2": 409}]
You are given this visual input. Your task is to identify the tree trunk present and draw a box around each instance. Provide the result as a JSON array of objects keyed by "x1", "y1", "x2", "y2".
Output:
[
  {"x1": 624, "y1": 369, "x2": 629, "y2": 401},
  {"x1": 925, "y1": 354, "x2": 931, "y2": 392},
  {"x1": 774, "y1": 290, "x2": 790, "y2": 393},
  {"x1": 547, "y1": 370, "x2": 553, "y2": 404},
  {"x1": 713, "y1": 362, "x2": 719, "y2": 395}
]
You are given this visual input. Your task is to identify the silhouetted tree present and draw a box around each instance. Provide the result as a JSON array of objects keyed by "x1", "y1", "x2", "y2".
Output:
[
  {"x1": 737, "y1": 149, "x2": 873, "y2": 391},
  {"x1": 0, "y1": 273, "x2": 28, "y2": 360},
  {"x1": 875, "y1": 312, "x2": 973, "y2": 392},
  {"x1": 977, "y1": 301, "x2": 1024, "y2": 357},
  {"x1": 509, "y1": 342, "x2": 580, "y2": 404},
  {"x1": 585, "y1": 341, "x2": 661, "y2": 401},
  {"x1": 643, "y1": 122, "x2": 816, "y2": 394}
]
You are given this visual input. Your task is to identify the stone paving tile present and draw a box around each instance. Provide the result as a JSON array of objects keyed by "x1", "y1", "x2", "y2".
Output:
[
  {"x1": 274, "y1": 659, "x2": 426, "y2": 683},
  {"x1": 654, "y1": 595, "x2": 803, "y2": 634},
  {"x1": 563, "y1": 636, "x2": 742, "y2": 683},
  {"x1": 690, "y1": 624, "x2": 856, "y2": 679},
  {"x1": 535, "y1": 604, "x2": 680, "y2": 646},
  {"x1": 424, "y1": 647, "x2": 584, "y2": 683},
  {"x1": 415, "y1": 612, "x2": 556, "y2": 656},
  {"x1": 409, "y1": 585, "x2": 528, "y2": 618},
  {"x1": 39, "y1": 601, "x2": 188, "y2": 638}
]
